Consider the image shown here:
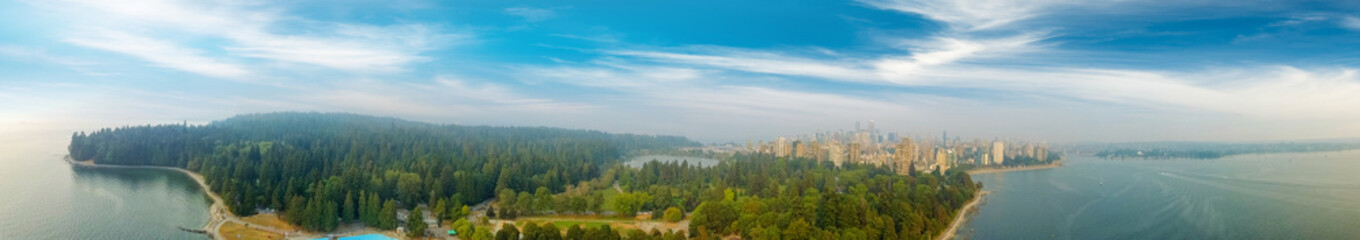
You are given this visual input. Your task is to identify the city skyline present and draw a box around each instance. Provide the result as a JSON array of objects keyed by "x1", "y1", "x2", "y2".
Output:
[
  {"x1": 739, "y1": 120, "x2": 1054, "y2": 173},
  {"x1": 4, "y1": 0, "x2": 1360, "y2": 143}
]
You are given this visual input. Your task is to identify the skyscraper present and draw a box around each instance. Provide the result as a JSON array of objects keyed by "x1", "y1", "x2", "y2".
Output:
[
  {"x1": 895, "y1": 137, "x2": 916, "y2": 175},
  {"x1": 868, "y1": 120, "x2": 876, "y2": 139},
  {"x1": 992, "y1": 141, "x2": 1005, "y2": 165}
]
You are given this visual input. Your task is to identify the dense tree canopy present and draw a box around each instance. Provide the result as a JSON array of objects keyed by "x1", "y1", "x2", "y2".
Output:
[
  {"x1": 69, "y1": 112, "x2": 980, "y2": 239},
  {"x1": 492, "y1": 152, "x2": 981, "y2": 240},
  {"x1": 68, "y1": 112, "x2": 696, "y2": 232}
]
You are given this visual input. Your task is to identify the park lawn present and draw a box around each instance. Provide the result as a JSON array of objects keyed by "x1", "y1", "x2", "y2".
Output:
[
  {"x1": 517, "y1": 218, "x2": 625, "y2": 230},
  {"x1": 220, "y1": 222, "x2": 282, "y2": 240},
  {"x1": 241, "y1": 213, "x2": 297, "y2": 232},
  {"x1": 545, "y1": 220, "x2": 612, "y2": 229}
]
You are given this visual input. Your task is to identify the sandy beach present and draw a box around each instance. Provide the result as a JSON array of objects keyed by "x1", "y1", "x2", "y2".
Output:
[
  {"x1": 967, "y1": 161, "x2": 1063, "y2": 175},
  {"x1": 936, "y1": 190, "x2": 989, "y2": 240}
]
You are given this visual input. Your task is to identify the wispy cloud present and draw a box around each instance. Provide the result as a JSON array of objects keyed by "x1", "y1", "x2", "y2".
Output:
[
  {"x1": 505, "y1": 7, "x2": 557, "y2": 22},
  {"x1": 856, "y1": 0, "x2": 1070, "y2": 31},
  {"x1": 43, "y1": 0, "x2": 462, "y2": 75},
  {"x1": 1341, "y1": 16, "x2": 1360, "y2": 30},
  {"x1": 63, "y1": 30, "x2": 251, "y2": 78},
  {"x1": 301, "y1": 77, "x2": 598, "y2": 121},
  {"x1": 503, "y1": 0, "x2": 1360, "y2": 141}
]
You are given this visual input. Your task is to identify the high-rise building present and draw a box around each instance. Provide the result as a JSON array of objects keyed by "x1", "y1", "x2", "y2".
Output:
[
  {"x1": 795, "y1": 141, "x2": 807, "y2": 158},
  {"x1": 775, "y1": 137, "x2": 789, "y2": 157},
  {"x1": 849, "y1": 142, "x2": 863, "y2": 164},
  {"x1": 828, "y1": 141, "x2": 845, "y2": 166},
  {"x1": 992, "y1": 141, "x2": 1005, "y2": 165},
  {"x1": 867, "y1": 120, "x2": 876, "y2": 139},
  {"x1": 894, "y1": 137, "x2": 916, "y2": 175},
  {"x1": 935, "y1": 148, "x2": 950, "y2": 172},
  {"x1": 942, "y1": 131, "x2": 948, "y2": 147}
]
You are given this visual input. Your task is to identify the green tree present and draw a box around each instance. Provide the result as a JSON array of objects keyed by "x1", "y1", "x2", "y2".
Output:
[
  {"x1": 406, "y1": 207, "x2": 428, "y2": 237},
  {"x1": 434, "y1": 198, "x2": 448, "y2": 222},
  {"x1": 783, "y1": 218, "x2": 812, "y2": 240},
  {"x1": 495, "y1": 223, "x2": 520, "y2": 240},
  {"x1": 689, "y1": 202, "x2": 736, "y2": 234},
  {"x1": 662, "y1": 207, "x2": 683, "y2": 222},
  {"x1": 534, "y1": 187, "x2": 553, "y2": 214},
  {"x1": 379, "y1": 199, "x2": 398, "y2": 230},
  {"x1": 612, "y1": 192, "x2": 651, "y2": 217},
  {"x1": 565, "y1": 225, "x2": 586, "y2": 240},
  {"x1": 366, "y1": 193, "x2": 381, "y2": 226},
  {"x1": 343, "y1": 193, "x2": 355, "y2": 223},
  {"x1": 522, "y1": 222, "x2": 542, "y2": 240},
  {"x1": 452, "y1": 219, "x2": 475, "y2": 239},
  {"x1": 322, "y1": 200, "x2": 339, "y2": 231},
  {"x1": 396, "y1": 172, "x2": 423, "y2": 204},
  {"x1": 540, "y1": 222, "x2": 562, "y2": 240},
  {"x1": 471, "y1": 226, "x2": 494, "y2": 240}
]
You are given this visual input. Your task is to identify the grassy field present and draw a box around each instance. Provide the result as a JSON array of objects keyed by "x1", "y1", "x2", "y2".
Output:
[
  {"x1": 241, "y1": 214, "x2": 296, "y2": 232},
  {"x1": 220, "y1": 222, "x2": 282, "y2": 240},
  {"x1": 546, "y1": 220, "x2": 612, "y2": 229},
  {"x1": 518, "y1": 218, "x2": 626, "y2": 229}
]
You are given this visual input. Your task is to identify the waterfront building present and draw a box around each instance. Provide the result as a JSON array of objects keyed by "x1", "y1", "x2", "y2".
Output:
[{"x1": 993, "y1": 141, "x2": 1005, "y2": 165}]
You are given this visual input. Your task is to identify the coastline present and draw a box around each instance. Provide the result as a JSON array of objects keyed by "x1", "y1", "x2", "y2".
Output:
[
  {"x1": 65, "y1": 157, "x2": 275, "y2": 240},
  {"x1": 937, "y1": 190, "x2": 988, "y2": 240},
  {"x1": 966, "y1": 161, "x2": 1063, "y2": 175}
]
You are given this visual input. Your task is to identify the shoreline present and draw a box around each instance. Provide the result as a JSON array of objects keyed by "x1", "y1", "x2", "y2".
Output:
[
  {"x1": 966, "y1": 161, "x2": 1063, "y2": 175},
  {"x1": 937, "y1": 190, "x2": 988, "y2": 240},
  {"x1": 65, "y1": 157, "x2": 271, "y2": 240}
]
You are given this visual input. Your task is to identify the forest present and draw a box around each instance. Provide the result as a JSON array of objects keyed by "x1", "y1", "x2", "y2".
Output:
[
  {"x1": 68, "y1": 112, "x2": 696, "y2": 232},
  {"x1": 484, "y1": 153, "x2": 980, "y2": 240},
  {"x1": 70, "y1": 112, "x2": 980, "y2": 239}
]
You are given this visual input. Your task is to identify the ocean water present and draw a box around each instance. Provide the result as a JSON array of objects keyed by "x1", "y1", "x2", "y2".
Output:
[
  {"x1": 0, "y1": 130, "x2": 211, "y2": 240},
  {"x1": 956, "y1": 150, "x2": 1360, "y2": 239}
]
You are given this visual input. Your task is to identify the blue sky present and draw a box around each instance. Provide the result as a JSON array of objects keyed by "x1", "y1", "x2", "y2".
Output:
[{"x1": 2, "y1": 0, "x2": 1360, "y2": 143}]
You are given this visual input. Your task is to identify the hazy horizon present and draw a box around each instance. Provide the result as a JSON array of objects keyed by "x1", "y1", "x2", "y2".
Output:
[{"x1": 4, "y1": 0, "x2": 1360, "y2": 143}]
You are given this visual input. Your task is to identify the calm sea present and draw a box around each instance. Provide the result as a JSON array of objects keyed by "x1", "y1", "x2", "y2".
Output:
[
  {"x1": 0, "y1": 130, "x2": 210, "y2": 240},
  {"x1": 957, "y1": 150, "x2": 1360, "y2": 239}
]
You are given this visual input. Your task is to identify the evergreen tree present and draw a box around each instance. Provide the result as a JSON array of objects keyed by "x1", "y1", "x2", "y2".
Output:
[
  {"x1": 380, "y1": 199, "x2": 398, "y2": 230},
  {"x1": 343, "y1": 193, "x2": 355, "y2": 223},
  {"x1": 322, "y1": 200, "x2": 338, "y2": 231},
  {"x1": 434, "y1": 198, "x2": 448, "y2": 222},
  {"x1": 357, "y1": 191, "x2": 367, "y2": 224},
  {"x1": 406, "y1": 207, "x2": 427, "y2": 237}
]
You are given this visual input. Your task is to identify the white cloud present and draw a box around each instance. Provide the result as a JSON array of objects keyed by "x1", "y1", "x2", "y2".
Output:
[
  {"x1": 44, "y1": 0, "x2": 459, "y2": 75},
  {"x1": 857, "y1": 0, "x2": 1072, "y2": 31},
  {"x1": 609, "y1": 49, "x2": 879, "y2": 83},
  {"x1": 0, "y1": 45, "x2": 95, "y2": 66},
  {"x1": 299, "y1": 77, "x2": 597, "y2": 121},
  {"x1": 225, "y1": 24, "x2": 442, "y2": 71},
  {"x1": 1267, "y1": 15, "x2": 1326, "y2": 27},
  {"x1": 1341, "y1": 16, "x2": 1360, "y2": 30},
  {"x1": 505, "y1": 7, "x2": 556, "y2": 22},
  {"x1": 63, "y1": 31, "x2": 250, "y2": 78}
]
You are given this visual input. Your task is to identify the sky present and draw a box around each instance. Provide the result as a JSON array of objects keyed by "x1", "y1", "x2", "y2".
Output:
[{"x1": 2, "y1": 0, "x2": 1360, "y2": 143}]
